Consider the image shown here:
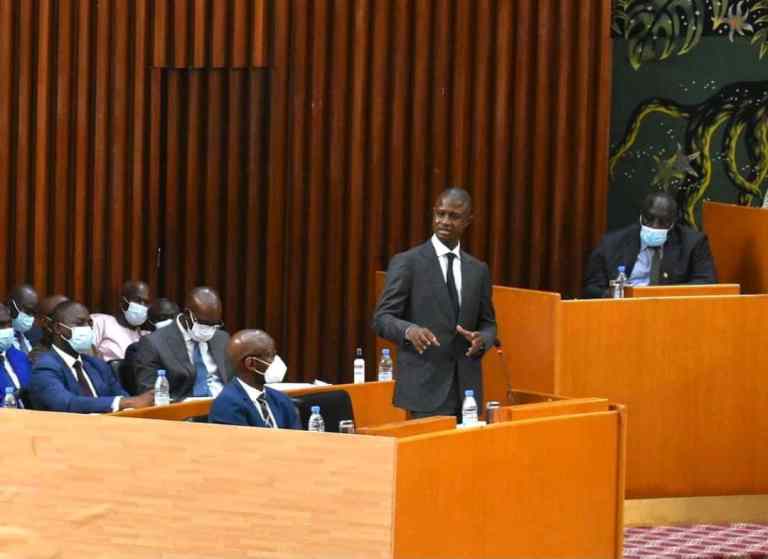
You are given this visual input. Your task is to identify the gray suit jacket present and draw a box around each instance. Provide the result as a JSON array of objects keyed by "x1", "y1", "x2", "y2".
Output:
[
  {"x1": 133, "y1": 323, "x2": 234, "y2": 400},
  {"x1": 373, "y1": 241, "x2": 496, "y2": 412}
]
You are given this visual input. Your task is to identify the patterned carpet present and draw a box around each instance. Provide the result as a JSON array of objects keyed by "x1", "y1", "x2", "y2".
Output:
[{"x1": 625, "y1": 524, "x2": 768, "y2": 558}]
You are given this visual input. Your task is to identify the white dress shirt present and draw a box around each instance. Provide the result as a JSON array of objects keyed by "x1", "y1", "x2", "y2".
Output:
[
  {"x1": 431, "y1": 234, "x2": 462, "y2": 306},
  {"x1": 1, "y1": 351, "x2": 21, "y2": 389},
  {"x1": 52, "y1": 344, "x2": 121, "y2": 412},
  {"x1": 91, "y1": 313, "x2": 146, "y2": 361},
  {"x1": 175, "y1": 316, "x2": 224, "y2": 397},
  {"x1": 237, "y1": 379, "x2": 278, "y2": 428}
]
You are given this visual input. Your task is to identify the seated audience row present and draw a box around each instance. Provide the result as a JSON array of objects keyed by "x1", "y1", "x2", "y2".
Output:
[{"x1": 0, "y1": 283, "x2": 299, "y2": 430}]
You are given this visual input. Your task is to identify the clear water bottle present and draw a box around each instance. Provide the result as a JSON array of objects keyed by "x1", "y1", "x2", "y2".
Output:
[
  {"x1": 611, "y1": 265, "x2": 627, "y2": 299},
  {"x1": 3, "y1": 386, "x2": 17, "y2": 408},
  {"x1": 378, "y1": 348, "x2": 393, "y2": 381},
  {"x1": 462, "y1": 389, "x2": 478, "y2": 425},
  {"x1": 308, "y1": 405, "x2": 325, "y2": 432},
  {"x1": 353, "y1": 347, "x2": 365, "y2": 384},
  {"x1": 154, "y1": 369, "x2": 170, "y2": 406}
]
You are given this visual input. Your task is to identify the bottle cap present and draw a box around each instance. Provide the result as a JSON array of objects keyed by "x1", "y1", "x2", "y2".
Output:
[
  {"x1": 311, "y1": 405, "x2": 320, "y2": 413},
  {"x1": 382, "y1": 348, "x2": 390, "y2": 356},
  {"x1": 5, "y1": 387, "x2": 13, "y2": 393},
  {"x1": 157, "y1": 369, "x2": 166, "y2": 376},
  {"x1": 355, "y1": 348, "x2": 363, "y2": 357},
  {"x1": 465, "y1": 389, "x2": 474, "y2": 397},
  {"x1": 618, "y1": 265, "x2": 626, "y2": 272}
]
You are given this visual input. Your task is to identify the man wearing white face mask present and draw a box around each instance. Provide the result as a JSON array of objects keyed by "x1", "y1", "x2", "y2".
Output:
[
  {"x1": 91, "y1": 281, "x2": 151, "y2": 361},
  {"x1": 584, "y1": 191, "x2": 717, "y2": 298},
  {"x1": 0, "y1": 303, "x2": 32, "y2": 408},
  {"x1": 28, "y1": 301, "x2": 155, "y2": 413},
  {"x1": 209, "y1": 330, "x2": 300, "y2": 429},
  {"x1": 133, "y1": 286, "x2": 234, "y2": 401},
  {"x1": 7, "y1": 284, "x2": 41, "y2": 354}
]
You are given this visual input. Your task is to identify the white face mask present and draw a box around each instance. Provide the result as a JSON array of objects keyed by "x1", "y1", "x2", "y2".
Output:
[
  {"x1": 123, "y1": 299, "x2": 149, "y2": 327},
  {"x1": 188, "y1": 312, "x2": 218, "y2": 343},
  {"x1": 11, "y1": 300, "x2": 35, "y2": 333},
  {"x1": 255, "y1": 355, "x2": 287, "y2": 384},
  {"x1": 0, "y1": 327, "x2": 15, "y2": 352},
  {"x1": 153, "y1": 318, "x2": 173, "y2": 330}
]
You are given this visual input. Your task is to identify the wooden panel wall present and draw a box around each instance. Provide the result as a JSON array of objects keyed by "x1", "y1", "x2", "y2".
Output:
[{"x1": 0, "y1": 0, "x2": 612, "y2": 384}]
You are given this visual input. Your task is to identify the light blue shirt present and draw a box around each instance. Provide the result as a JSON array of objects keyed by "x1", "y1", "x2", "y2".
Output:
[{"x1": 628, "y1": 244, "x2": 662, "y2": 286}]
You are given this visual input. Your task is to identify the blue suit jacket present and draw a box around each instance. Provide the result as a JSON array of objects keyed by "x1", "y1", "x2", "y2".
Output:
[
  {"x1": 209, "y1": 381, "x2": 301, "y2": 429},
  {"x1": 0, "y1": 347, "x2": 31, "y2": 396},
  {"x1": 29, "y1": 349, "x2": 128, "y2": 413}
]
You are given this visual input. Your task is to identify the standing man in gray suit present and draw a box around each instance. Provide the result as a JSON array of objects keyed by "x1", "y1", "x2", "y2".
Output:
[
  {"x1": 133, "y1": 286, "x2": 234, "y2": 401},
  {"x1": 373, "y1": 188, "x2": 496, "y2": 418}
]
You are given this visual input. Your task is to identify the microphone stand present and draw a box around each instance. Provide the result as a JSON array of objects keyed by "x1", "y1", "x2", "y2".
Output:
[{"x1": 493, "y1": 339, "x2": 515, "y2": 405}]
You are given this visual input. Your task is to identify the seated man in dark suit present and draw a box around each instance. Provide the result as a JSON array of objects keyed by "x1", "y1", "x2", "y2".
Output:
[
  {"x1": 0, "y1": 303, "x2": 32, "y2": 408},
  {"x1": 29, "y1": 294, "x2": 69, "y2": 365},
  {"x1": 133, "y1": 287, "x2": 234, "y2": 401},
  {"x1": 28, "y1": 301, "x2": 154, "y2": 413},
  {"x1": 209, "y1": 329, "x2": 300, "y2": 429},
  {"x1": 7, "y1": 284, "x2": 41, "y2": 354},
  {"x1": 584, "y1": 191, "x2": 717, "y2": 298}
]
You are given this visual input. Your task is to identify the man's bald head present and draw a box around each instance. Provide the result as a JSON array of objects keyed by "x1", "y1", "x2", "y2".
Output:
[
  {"x1": 229, "y1": 329, "x2": 276, "y2": 376},
  {"x1": 186, "y1": 286, "x2": 222, "y2": 323},
  {"x1": 436, "y1": 187, "x2": 473, "y2": 212},
  {"x1": 121, "y1": 280, "x2": 150, "y2": 304},
  {"x1": 39, "y1": 294, "x2": 69, "y2": 319},
  {"x1": 8, "y1": 284, "x2": 39, "y2": 315}
]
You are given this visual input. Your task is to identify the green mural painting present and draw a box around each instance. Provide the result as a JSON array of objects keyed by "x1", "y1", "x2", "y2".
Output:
[{"x1": 609, "y1": 0, "x2": 768, "y2": 229}]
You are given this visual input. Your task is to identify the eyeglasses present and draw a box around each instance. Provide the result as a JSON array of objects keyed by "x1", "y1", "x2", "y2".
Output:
[{"x1": 188, "y1": 310, "x2": 223, "y2": 329}]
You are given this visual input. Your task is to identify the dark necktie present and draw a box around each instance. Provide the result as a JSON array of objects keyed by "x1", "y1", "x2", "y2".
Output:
[
  {"x1": 649, "y1": 247, "x2": 662, "y2": 285},
  {"x1": 256, "y1": 395, "x2": 274, "y2": 428},
  {"x1": 73, "y1": 361, "x2": 96, "y2": 397},
  {"x1": 192, "y1": 342, "x2": 211, "y2": 397},
  {"x1": 445, "y1": 253, "x2": 460, "y2": 321},
  {"x1": 15, "y1": 331, "x2": 28, "y2": 354}
]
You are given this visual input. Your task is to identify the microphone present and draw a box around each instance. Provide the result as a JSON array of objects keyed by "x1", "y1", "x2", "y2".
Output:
[{"x1": 492, "y1": 337, "x2": 515, "y2": 404}]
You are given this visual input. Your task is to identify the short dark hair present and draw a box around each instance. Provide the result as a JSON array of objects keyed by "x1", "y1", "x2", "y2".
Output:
[
  {"x1": 52, "y1": 300, "x2": 83, "y2": 323},
  {"x1": 437, "y1": 187, "x2": 473, "y2": 211},
  {"x1": 643, "y1": 191, "x2": 678, "y2": 215}
]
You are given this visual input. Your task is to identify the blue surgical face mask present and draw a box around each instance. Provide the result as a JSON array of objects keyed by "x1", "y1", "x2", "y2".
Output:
[
  {"x1": 123, "y1": 298, "x2": 149, "y2": 327},
  {"x1": 0, "y1": 327, "x2": 15, "y2": 352},
  {"x1": 60, "y1": 324, "x2": 94, "y2": 354},
  {"x1": 640, "y1": 224, "x2": 669, "y2": 248},
  {"x1": 10, "y1": 300, "x2": 35, "y2": 333}
]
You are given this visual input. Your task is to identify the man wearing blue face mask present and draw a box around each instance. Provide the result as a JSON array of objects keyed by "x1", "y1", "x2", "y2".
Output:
[
  {"x1": 133, "y1": 286, "x2": 234, "y2": 401},
  {"x1": 0, "y1": 303, "x2": 32, "y2": 408},
  {"x1": 7, "y1": 284, "x2": 41, "y2": 354},
  {"x1": 209, "y1": 329, "x2": 300, "y2": 429},
  {"x1": 91, "y1": 280, "x2": 152, "y2": 361},
  {"x1": 28, "y1": 301, "x2": 155, "y2": 413},
  {"x1": 584, "y1": 191, "x2": 717, "y2": 298}
]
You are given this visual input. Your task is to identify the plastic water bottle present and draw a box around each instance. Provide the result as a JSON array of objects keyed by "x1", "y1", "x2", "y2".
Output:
[
  {"x1": 3, "y1": 387, "x2": 17, "y2": 408},
  {"x1": 154, "y1": 369, "x2": 170, "y2": 406},
  {"x1": 308, "y1": 405, "x2": 325, "y2": 432},
  {"x1": 353, "y1": 348, "x2": 365, "y2": 384},
  {"x1": 611, "y1": 265, "x2": 627, "y2": 299},
  {"x1": 378, "y1": 348, "x2": 393, "y2": 381},
  {"x1": 462, "y1": 389, "x2": 478, "y2": 425}
]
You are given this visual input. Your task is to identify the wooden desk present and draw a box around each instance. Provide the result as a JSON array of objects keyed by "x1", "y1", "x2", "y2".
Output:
[
  {"x1": 113, "y1": 381, "x2": 407, "y2": 427},
  {"x1": 703, "y1": 201, "x2": 768, "y2": 293},
  {"x1": 1, "y1": 399, "x2": 625, "y2": 558},
  {"x1": 486, "y1": 287, "x2": 768, "y2": 498},
  {"x1": 624, "y1": 284, "x2": 740, "y2": 297}
]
